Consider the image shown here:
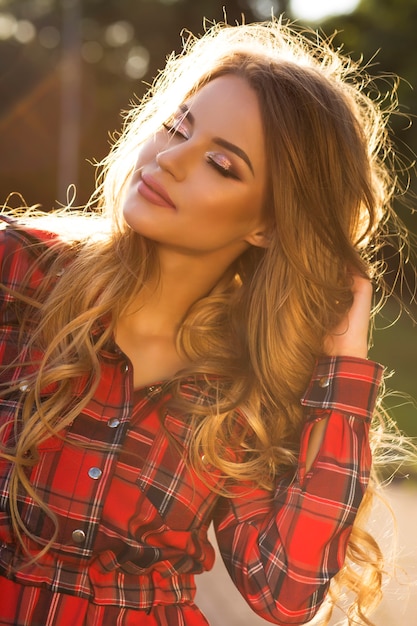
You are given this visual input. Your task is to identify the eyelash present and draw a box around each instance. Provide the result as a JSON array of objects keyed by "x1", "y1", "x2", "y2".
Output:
[
  {"x1": 205, "y1": 152, "x2": 239, "y2": 179},
  {"x1": 162, "y1": 120, "x2": 239, "y2": 180},
  {"x1": 162, "y1": 119, "x2": 189, "y2": 140}
]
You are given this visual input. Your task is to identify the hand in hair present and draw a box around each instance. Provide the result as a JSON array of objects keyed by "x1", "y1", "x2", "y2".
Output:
[
  {"x1": 324, "y1": 275, "x2": 373, "y2": 358},
  {"x1": 306, "y1": 275, "x2": 372, "y2": 472}
]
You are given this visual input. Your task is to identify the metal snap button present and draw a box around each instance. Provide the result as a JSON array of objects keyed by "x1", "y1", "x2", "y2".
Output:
[
  {"x1": 318, "y1": 376, "x2": 331, "y2": 388},
  {"x1": 72, "y1": 529, "x2": 86, "y2": 544},
  {"x1": 147, "y1": 384, "x2": 162, "y2": 396},
  {"x1": 88, "y1": 467, "x2": 102, "y2": 480}
]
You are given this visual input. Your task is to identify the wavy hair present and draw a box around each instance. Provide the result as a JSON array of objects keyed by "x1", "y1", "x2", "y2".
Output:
[{"x1": 1, "y1": 18, "x2": 414, "y2": 625}]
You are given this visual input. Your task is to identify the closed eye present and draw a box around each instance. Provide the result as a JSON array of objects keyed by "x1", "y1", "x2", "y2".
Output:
[
  {"x1": 206, "y1": 152, "x2": 240, "y2": 180},
  {"x1": 162, "y1": 116, "x2": 190, "y2": 140}
]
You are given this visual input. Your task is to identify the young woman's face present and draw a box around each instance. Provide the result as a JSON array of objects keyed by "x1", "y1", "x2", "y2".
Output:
[{"x1": 122, "y1": 74, "x2": 268, "y2": 264}]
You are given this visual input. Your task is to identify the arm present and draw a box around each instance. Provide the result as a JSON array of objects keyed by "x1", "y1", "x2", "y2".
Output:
[
  {"x1": 306, "y1": 275, "x2": 373, "y2": 471},
  {"x1": 213, "y1": 277, "x2": 383, "y2": 625}
]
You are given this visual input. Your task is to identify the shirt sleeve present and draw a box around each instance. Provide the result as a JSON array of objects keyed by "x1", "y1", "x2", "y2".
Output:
[
  {"x1": 0, "y1": 217, "x2": 60, "y2": 316},
  {"x1": 213, "y1": 356, "x2": 384, "y2": 625},
  {"x1": 0, "y1": 217, "x2": 36, "y2": 312}
]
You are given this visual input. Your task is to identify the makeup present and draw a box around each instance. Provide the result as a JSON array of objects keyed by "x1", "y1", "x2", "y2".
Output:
[{"x1": 138, "y1": 173, "x2": 176, "y2": 209}]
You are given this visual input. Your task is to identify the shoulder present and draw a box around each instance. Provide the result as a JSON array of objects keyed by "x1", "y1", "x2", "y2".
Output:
[
  {"x1": 0, "y1": 214, "x2": 69, "y2": 301},
  {"x1": 0, "y1": 213, "x2": 64, "y2": 249}
]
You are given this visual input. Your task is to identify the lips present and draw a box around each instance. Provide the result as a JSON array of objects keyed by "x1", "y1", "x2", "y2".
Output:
[{"x1": 138, "y1": 173, "x2": 176, "y2": 209}]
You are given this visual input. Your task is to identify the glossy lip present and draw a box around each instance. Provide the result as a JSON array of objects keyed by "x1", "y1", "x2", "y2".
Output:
[{"x1": 138, "y1": 173, "x2": 176, "y2": 209}]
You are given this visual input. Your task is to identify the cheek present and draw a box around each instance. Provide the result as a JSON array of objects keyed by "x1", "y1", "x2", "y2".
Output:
[
  {"x1": 226, "y1": 189, "x2": 264, "y2": 227},
  {"x1": 134, "y1": 144, "x2": 152, "y2": 167},
  {"x1": 198, "y1": 196, "x2": 262, "y2": 240},
  {"x1": 204, "y1": 188, "x2": 261, "y2": 223},
  {"x1": 134, "y1": 134, "x2": 162, "y2": 165},
  {"x1": 196, "y1": 194, "x2": 244, "y2": 226}
]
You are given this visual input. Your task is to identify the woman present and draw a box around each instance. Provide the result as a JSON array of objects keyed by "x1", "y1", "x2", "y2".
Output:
[{"x1": 0, "y1": 18, "x2": 409, "y2": 626}]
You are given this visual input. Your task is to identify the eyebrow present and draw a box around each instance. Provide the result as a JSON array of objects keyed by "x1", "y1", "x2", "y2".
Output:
[{"x1": 179, "y1": 105, "x2": 255, "y2": 176}]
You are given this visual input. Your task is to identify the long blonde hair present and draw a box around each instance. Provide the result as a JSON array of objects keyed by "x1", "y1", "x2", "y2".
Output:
[{"x1": 1, "y1": 18, "x2": 413, "y2": 625}]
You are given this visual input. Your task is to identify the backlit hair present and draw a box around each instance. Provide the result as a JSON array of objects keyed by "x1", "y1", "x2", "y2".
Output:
[{"x1": 1, "y1": 18, "x2": 414, "y2": 625}]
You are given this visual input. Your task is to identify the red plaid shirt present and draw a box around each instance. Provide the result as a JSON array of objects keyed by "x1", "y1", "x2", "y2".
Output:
[{"x1": 0, "y1": 218, "x2": 383, "y2": 626}]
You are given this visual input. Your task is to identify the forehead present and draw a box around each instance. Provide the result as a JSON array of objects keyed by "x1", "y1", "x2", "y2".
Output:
[
  {"x1": 186, "y1": 74, "x2": 262, "y2": 129},
  {"x1": 185, "y1": 75, "x2": 266, "y2": 174}
]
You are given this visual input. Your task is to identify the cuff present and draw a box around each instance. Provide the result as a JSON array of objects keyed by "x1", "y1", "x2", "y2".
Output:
[{"x1": 301, "y1": 356, "x2": 384, "y2": 422}]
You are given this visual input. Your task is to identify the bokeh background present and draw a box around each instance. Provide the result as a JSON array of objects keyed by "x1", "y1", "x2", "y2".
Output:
[{"x1": 0, "y1": 1, "x2": 416, "y2": 624}]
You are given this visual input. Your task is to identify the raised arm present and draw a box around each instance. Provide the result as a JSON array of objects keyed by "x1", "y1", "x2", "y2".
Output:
[
  {"x1": 213, "y1": 276, "x2": 383, "y2": 624},
  {"x1": 306, "y1": 274, "x2": 373, "y2": 471}
]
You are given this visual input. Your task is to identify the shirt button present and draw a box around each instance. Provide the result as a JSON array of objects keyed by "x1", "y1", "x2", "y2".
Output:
[
  {"x1": 72, "y1": 529, "x2": 86, "y2": 544},
  {"x1": 107, "y1": 418, "x2": 120, "y2": 428},
  {"x1": 147, "y1": 384, "x2": 162, "y2": 396},
  {"x1": 318, "y1": 376, "x2": 331, "y2": 388},
  {"x1": 88, "y1": 467, "x2": 102, "y2": 480},
  {"x1": 19, "y1": 381, "x2": 30, "y2": 392}
]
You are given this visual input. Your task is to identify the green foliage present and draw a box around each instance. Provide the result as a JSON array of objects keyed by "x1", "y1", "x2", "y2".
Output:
[
  {"x1": 0, "y1": 0, "x2": 260, "y2": 208},
  {"x1": 370, "y1": 305, "x2": 417, "y2": 438},
  {"x1": 316, "y1": 1, "x2": 417, "y2": 439},
  {"x1": 320, "y1": 0, "x2": 417, "y2": 220}
]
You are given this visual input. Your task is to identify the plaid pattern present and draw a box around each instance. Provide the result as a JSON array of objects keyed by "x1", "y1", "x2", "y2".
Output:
[{"x1": 0, "y1": 220, "x2": 384, "y2": 626}]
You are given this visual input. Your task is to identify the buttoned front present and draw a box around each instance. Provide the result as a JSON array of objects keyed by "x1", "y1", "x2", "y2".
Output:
[
  {"x1": 0, "y1": 219, "x2": 384, "y2": 626},
  {"x1": 318, "y1": 375, "x2": 331, "y2": 388},
  {"x1": 88, "y1": 467, "x2": 103, "y2": 480},
  {"x1": 72, "y1": 529, "x2": 86, "y2": 544}
]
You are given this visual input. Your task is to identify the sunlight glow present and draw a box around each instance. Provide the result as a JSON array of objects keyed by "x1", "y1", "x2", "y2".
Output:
[{"x1": 290, "y1": 0, "x2": 360, "y2": 21}]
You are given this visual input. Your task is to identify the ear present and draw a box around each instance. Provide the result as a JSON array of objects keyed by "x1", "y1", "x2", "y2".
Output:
[{"x1": 244, "y1": 228, "x2": 270, "y2": 249}]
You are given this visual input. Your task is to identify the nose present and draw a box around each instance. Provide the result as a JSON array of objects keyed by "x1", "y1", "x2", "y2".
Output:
[{"x1": 156, "y1": 140, "x2": 194, "y2": 181}]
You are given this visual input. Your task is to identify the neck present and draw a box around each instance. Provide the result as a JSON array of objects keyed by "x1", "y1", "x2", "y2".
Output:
[{"x1": 118, "y1": 244, "x2": 238, "y2": 338}]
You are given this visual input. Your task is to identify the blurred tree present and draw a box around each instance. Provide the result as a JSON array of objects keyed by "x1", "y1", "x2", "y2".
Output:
[
  {"x1": 0, "y1": 0, "x2": 258, "y2": 208},
  {"x1": 320, "y1": 0, "x2": 417, "y2": 224},
  {"x1": 0, "y1": 0, "x2": 415, "y2": 215},
  {"x1": 319, "y1": 0, "x2": 417, "y2": 436},
  {"x1": 320, "y1": 0, "x2": 417, "y2": 305}
]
